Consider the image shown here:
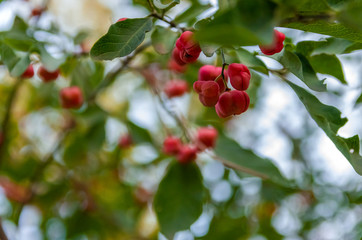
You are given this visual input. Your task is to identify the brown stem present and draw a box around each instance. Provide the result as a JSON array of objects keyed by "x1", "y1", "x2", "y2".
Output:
[
  {"x1": 0, "y1": 219, "x2": 8, "y2": 240},
  {"x1": 0, "y1": 78, "x2": 22, "y2": 168},
  {"x1": 281, "y1": 13, "x2": 334, "y2": 25},
  {"x1": 149, "y1": 13, "x2": 188, "y2": 32}
]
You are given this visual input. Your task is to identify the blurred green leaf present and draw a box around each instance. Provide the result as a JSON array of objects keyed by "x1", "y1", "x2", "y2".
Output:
[
  {"x1": 287, "y1": 81, "x2": 362, "y2": 175},
  {"x1": 279, "y1": 50, "x2": 304, "y2": 80},
  {"x1": 246, "y1": 70, "x2": 263, "y2": 108},
  {"x1": 154, "y1": 162, "x2": 204, "y2": 239},
  {"x1": 126, "y1": 120, "x2": 153, "y2": 144},
  {"x1": 338, "y1": 1, "x2": 362, "y2": 32},
  {"x1": 153, "y1": 0, "x2": 180, "y2": 9},
  {"x1": 309, "y1": 53, "x2": 346, "y2": 84},
  {"x1": 90, "y1": 18, "x2": 152, "y2": 61},
  {"x1": 200, "y1": 43, "x2": 219, "y2": 57},
  {"x1": 0, "y1": 43, "x2": 30, "y2": 77},
  {"x1": 36, "y1": 44, "x2": 66, "y2": 71},
  {"x1": 199, "y1": 214, "x2": 248, "y2": 240},
  {"x1": 195, "y1": 0, "x2": 276, "y2": 46},
  {"x1": 215, "y1": 135, "x2": 293, "y2": 187},
  {"x1": 151, "y1": 26, "x2": 178, "y2": 55},
  {"x1": 235, "y1": 48, "x2": 268, "y2": 74},
  {"x1": 296, "y1": 38, "x2": 356, "y2": 55},
  {"x1": 174, "y1": 2, "x2": 212, "y2": 24}
]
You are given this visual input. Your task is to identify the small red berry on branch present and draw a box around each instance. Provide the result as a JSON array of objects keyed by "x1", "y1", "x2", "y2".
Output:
[
  {"x1": 60, "y1": 86, "x2": 84, "y2": 109},
  {"x1": 259, "y1": 29, "x2": 285, "y2": 55},
  {"x1": 198, "y1": 65, "x2": 228, "y2": 93},
  {"x1": 175, "y1": 31, "x2": 201, "y2": 64},
  {"x1": 227, "y1": 63, "x2": 251, "y2": 91},
  {"x1": 164, "y1": 80, "x2": 188, "y2": 98},
  {"x1": 215, "y1": 90, "x2": 250, "y2": 118},
  {"x1": 193, "y1": 80, "x2": 220, "y2": 107},
  {"x1": 177, "y1": 145, "x2": 198, "y2": 164},
  {"x1": 196, "y1": 127, "x2": 218, "y2": 150},
  {"x1": 20, "y1": 64, "x2": 34, "y2": 79},
  {"x1": 163, "y1": 136, "x2": 182, "y2": 155},
  {"x1": 38, "y1": 66, "x2": 60, "y2": 82},
  {"x1": 118, "y1": 134, "x2": 133, "y2": 149}
]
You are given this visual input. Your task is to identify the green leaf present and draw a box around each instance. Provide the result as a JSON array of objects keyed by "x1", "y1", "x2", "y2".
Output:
[
  {"x1": 151, "y1": 26, "x2": 178, "y2": 55},
  {"x1": 338, "y1": 1, "x2": 362, "y2": 32},
  {"x1": 296, "y1": 53, "x2": 327, "y2": 92},
  {"x1": 200, "y1": 214, "x2": 248, "y2": 240},
  {"x1": 126, "y1": 120, "x2": 153, "y2": 144},
  {"x1": 195, "y1": 0, "x2": 277, "y2": 46},
  {"x1": 90, "y1": 18, "x2": 153, "y2": 61},
  {"x1": 308, "y1": 53, "x2": 346, "y2": 84},
  {"x1": 235, "y1": 48, "x2": 268, "y2": 74},
  {"x1": 0, "y1": 43, "x2": 30, "y2": 77},
  {"x1": 153, "y1": 0, "x2": 180, "y2": 9},
  {"x1": 279, "y1": 50, "x2": 304, "y2": 80},
  {"x1": 286, "y1": 81, "x2": 362, "y2": 175},
  {"x1": 154, "y1": 162, "x2": 204, "y2": 239},
  {"x1": 214, "y1": 135, "x2": 292, "y2": 187},
  {"x1": 296, "y1": 38, "x2": 355, "y2": 56},
  {"x1": 200, "y1": 43, "x2": 219, "y2": 57},
  {"x1": 36, "y1": 44, "x2": 66, "y2": 71},
  {"x1": 132, "y1": 0, "x2": 152, "y2": 11},
  {"x1": 282, "y1": 21, "x2": 362, "y2": 43},
  {"x1": 174, "y1": 2, "x2": 212, "y2": 24}
]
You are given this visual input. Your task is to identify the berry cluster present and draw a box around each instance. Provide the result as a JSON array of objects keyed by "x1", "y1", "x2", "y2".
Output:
[
  {"x1": 194, "y1": 63, "x2": 251, "y2": 118},
  {"x1": 163, "y1": 126, "x2": 218, "y2": 164}
]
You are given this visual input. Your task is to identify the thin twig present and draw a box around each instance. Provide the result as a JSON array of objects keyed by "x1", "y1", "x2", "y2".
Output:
[
  {"x1": 281, "y1": 13, "x2": 334, "y2": 25},
  {"x1": 149, "y1": 13, "x2": 188, "y2": 32},
  {"x1": 0, "y1": 78, "x2": 22, "y2": 167},
  {"x1": 87, "y1": 41, "x2": 151, "y2": 102},
  {"x1": 0, "y1": 218, "x2": 8, "y2": 240}
]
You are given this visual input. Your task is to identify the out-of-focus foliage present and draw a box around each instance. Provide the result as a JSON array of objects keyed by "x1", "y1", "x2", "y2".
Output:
[{"x1": 0, "y1": 0, "x2": 362, "y2": 240}]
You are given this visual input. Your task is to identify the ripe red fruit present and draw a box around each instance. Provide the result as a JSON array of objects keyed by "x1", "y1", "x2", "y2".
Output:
[
  {"x1": 259, "y1": 29, "x2": 285, "y2": 55},
  {"x1": 177, "y1": 145, "x2": 198, "y2": 164},
  {"x1": 118, "y1": 134, "x2": 133, "y2": 148},
  {"x1": 163, "y1": 136, "x2": 182, "y2": 155},
  {"x1": 193, "y1": 80, "x2": 220, "y2": 107},
  {"x1": 31, "y1": 7, "x2": 43, "y2": 17},
  {"x1": 196, "y1": 127, "x2": 218, "y2": 149},
  {"x1": 227, "y1": 63, "x2": 251, "y2": 91},
  {"x1": 117, "y1": 18, "x2": 127, "y2": 22},
  {"x1": 21, "y1": 65, "x2": 34, "y2": 78},
  {"x1": 175, "y1": 31, "x2": 201, "y2": 64},
  {"x1": 198, "y1": 65, "x2": 228, "y2": 93},
  {"x1": 60, "y1": 86, "x2": 83, "y2": 109},
  {"x1": 215, "y1": 90, "x2": 250, "y2": 118},
  {"x1": 172, "y1": 48, "x2": 187, "y2": 66},
  {"x1": 38, "y1": 66, "x2": 60, "y2": 82},
  {"x1": 164, "y1": 80, "x2": 188, "y2": 98},
  {"x1": 168, "y1": 59, "x2": 187, "y2": 73}
]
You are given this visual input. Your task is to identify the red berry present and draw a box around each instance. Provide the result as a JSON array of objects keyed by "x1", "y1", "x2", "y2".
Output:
[
  {"x1": 60, "y1": 86, "x2": 83, "y2": 109},
  {"x1": 198, "y1": 65, "x2": 228, "y2": 93},
  {"x1": 259, "y1": 29, "x2": 285, "y2": 55},
  {"x1": 196, "y1": 127, "x2": 218, "y2": 150},
  {"x1": 164, "y1": 80, "x2": 188, "y2": 98},
  {"x1": 193, "y1": 80, "x2": 220, "y2": 107},
  {"x1": 38, "y1": 66, "x2": 60, "y2": 82},
  {"x1": 172, "y1": 48, "x2": 187, "y2": 66},
  {"x1": 163, "y1": 136, "x2": 182, "y2": 155},
  {"x1": 227, "y1": 63, "x2": 251, "y2": 91},
  {"x1": 118, "y1": 134, "x2": 133, "y2": 148},
  {"x1": 175, "y1": 31, "x2": 201, "y2": 64},
  {"x1": 117, "y1": 18, "x2": 127, "y2": 22},
  {"x1": 177, "y1": 145, "x2": 198, "y2": 164},
  {"x1": 21, "y1": 65, "x2": 34, "y2": 79},
  {"x1": 168, "y1": 59, "x2": 187, "y2": 73},
  {"x1": 215, "y1": 90, "x2": 250, "y2": 118},
  {"x1": 31, "y1": 7, "x2": 43, "y2": 17}
]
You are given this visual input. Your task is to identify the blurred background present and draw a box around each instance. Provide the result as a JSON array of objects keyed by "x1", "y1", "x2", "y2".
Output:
[{"x1": 0, "y1": 0, "x2": 362, "y2": 239}]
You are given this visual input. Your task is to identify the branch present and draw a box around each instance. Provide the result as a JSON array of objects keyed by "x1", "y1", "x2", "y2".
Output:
[
  {"x1": 0, "y1": 219, "x2": 8, "y2": 240},
  {"x1": 281, "y1": 13, "x2": 334, "y2": 25},
  {"x1": 87, "y1": 41, "x2": 151, "y2": 102},
  {"x1": 149, "y1": 13, "x2": 189, "y2": 32},
  {"x1": 0, "y1": 78, "x2": 22, "y2": 168}
]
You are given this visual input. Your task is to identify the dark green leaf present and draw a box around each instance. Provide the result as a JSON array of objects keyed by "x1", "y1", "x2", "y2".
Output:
[
  {"x1": 174, "y1": 2, "x2": 212, "y2": 24},
  {"x1": 151, "y1": 26, "x2": 178, "y2": 55},
  {"x1": 90, "y1": 18, "x2": 152, "y2": 61},
  {"x1": 126, "y1": 120, "x2": 153, "y2": 144},
  {"x1": 235, "y1": 48, "x2": 268, "y2": 74},
  {"x1": 309, "y1": 53, "x2": 346, "y2": 84},
  {"x1": 279, "y1": 50, "x2": 304, "y2": 80},
  {"x1": 287, "y1": 81, "x2": 362, "y2": 175},
  {"x1": 0, "y1": 43, "x2": 30, "y2": 77},
  {"x1": 200, "y1": 214, "x2": 247, "y2": 240},
  {"x1": 214, "y1": 135, "x2": 292, "y2": 187},
  {"x1": 153, "y1": 0, "x2": 180, "y2": 9},
  {"x1": 338, "y1": 1, "x2": 362, "y2": 32},
  {"x1": 200, "y1": 43, "x2": 219, "y2": 57},
  {"x1": 296, "y1": 53, "x2": 327, "y2": 92},
  {"x1": 296, "y1": 38, "x2": 355, "y2": 56},
  {"x1": 154, "y1": 162, "x2": 204, "y2": 239},
  {"x1": 195, "y1": 0, "x2": 277, "y2": 46},
  {"x1": 282, "y1": 21, "x2": 362, "y2": 43}
]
